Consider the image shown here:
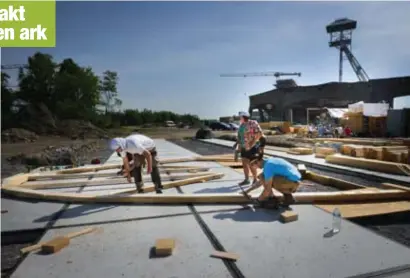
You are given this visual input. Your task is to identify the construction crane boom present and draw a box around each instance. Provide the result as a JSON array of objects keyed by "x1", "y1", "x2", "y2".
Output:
[
  {"x1": 341, "y1": 46, "x2": 369, "y2": 82},
  {"x1": 220, "y1": 71, "x2": 301, "y2": 79},
  {"x1": 1, "y1": 64, "x2": 28, "y2": 70}
]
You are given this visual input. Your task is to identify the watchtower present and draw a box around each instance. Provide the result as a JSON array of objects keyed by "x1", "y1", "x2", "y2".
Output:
[{"x1": 326, "y1": 18, "x2": 369, "y2": 82}]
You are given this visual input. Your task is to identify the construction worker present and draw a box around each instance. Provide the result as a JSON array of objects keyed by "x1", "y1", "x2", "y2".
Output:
[
  {"x1": 236, "y1": 111, "x2": 263, "y2": 186},
  {"x1": 244, "y1": 155, "x2": 301, "y2": 207},
  {"x1": 109, "y1": 134, "x2": 163, "y2": 194}
]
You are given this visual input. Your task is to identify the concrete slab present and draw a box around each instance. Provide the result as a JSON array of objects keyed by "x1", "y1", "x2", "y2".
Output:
[
  {"x1": 199, "y1": 204, "x2": 410, "y2": 278},
  {"x1": 11, "y1": 215, "x2": 232, "y2": 278},
  {"x1": 201, "y1": 138, "x2": 410, "y2": 184},
  {"x1": 46, "y1": 180, "x2": 192, "y2": 228},
  {"x1": 1, "y1": 198, "x2": 64, "y2": 232}
]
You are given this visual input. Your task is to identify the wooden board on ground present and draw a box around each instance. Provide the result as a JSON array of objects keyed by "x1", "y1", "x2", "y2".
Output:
[
  {"x1": 41, "y1": 237, "x2": 70, "y2": 254},
  {"x1": 280, "y1": 211, "x2": 298, "y2": 223},
  {"x1": 211, "y1": 251, "x2": 239, "y2": 261},
  {"x1": 316, "y1": 201, "x2": 410, "y2": 218},
  {"x1": 20, "y1": 227, "x2": 97, "y2": 254},
  {"x1": 155, "y1": 238, "x2": 175, "y2": 256},
  {"x1": 219, "y1": 161, "x2": 243, "y2": 168}
]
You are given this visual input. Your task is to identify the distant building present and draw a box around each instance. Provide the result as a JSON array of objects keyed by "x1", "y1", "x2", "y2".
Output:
[{"x1": 248, "y1": 76, "x2": 410, "y2": 124}]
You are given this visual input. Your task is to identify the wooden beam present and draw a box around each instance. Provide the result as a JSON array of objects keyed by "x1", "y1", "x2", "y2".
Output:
[
  {"x1": 2, "y1": 186, "x2": 409, "y2": 205},
  {"x1": 20, "y1": 227, "x2": 97, "y2": 254},
  {"x1": 57, "y1": 164, "x2": 121, "y2": 174},
  {"x1": 316, "y1": 201, "x2": 410, "y2": 218},
  {"x1": 326, "y1": 154, "x2": 410, "y2": 176},
  {"x1": 20, "y1": 172, "x2": 217, "y2": 190},
  {"x1": 1, "y1": 174, "x2": 29, "y2": 188},
  {"x1": 28, "y1": 167, "x2": 210, "y2": 181},
  {"x1": 305, "y1": 172, "x2": 367, "y2": 190},
  {"x1": 381, "y1": 183, "x2": 410, "y2": 192}
]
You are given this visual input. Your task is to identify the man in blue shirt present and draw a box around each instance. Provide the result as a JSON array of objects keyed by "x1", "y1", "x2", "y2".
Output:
[{"x1": 244, "y1": 155, "x2": 301, "y2": 207}]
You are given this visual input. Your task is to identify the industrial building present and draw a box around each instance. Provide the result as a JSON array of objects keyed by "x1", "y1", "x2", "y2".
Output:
[{"x1": 248, "y1": 76, "x2": 410, "y2": 124}]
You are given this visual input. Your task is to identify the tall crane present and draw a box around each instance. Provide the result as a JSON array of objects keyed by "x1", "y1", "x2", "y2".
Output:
[
  {"x1": 220, "y1": 71, "x2": 301, "y2": 79},
  {"x1": 1, "y1": 64, "x2": 28, "y2": 70},
  {"x1": 220, "y1": 71, "x2": 302, "y2": 88}
]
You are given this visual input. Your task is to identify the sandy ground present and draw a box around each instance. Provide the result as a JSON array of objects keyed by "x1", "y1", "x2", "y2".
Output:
[{"x1": 1, "y1": 138, "x2": 111, "y2": 179}]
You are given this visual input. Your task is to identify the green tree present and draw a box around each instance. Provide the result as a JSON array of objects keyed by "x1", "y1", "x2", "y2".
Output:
[
  {"x1": 99, "y1": 70, "x2": 122, "y2": 113},
  {"x1": 1, "y1": 72, "x2": 16, "y2": 129},
  {"x1": 54, "y1": 59, "x2": 101, "y2": 119},
  {"x1": 17, "y1": 52, "x2": 56, "y2": 108}
]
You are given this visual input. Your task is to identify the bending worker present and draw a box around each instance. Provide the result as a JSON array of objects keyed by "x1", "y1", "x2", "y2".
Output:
[
  {"x1": 244, "y1": 155, "x2": 301, "y2": 207},
  {"x1": 109, "y1": 134, "x2": 163, "y2": 194},
  {"x1": 236, "y1": 111, "x2": 264, "y2": 186}
]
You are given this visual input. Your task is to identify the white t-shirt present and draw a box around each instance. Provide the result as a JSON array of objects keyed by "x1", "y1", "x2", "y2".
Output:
[{"x1": 124, "y1": 134, "x2": 155, "y2": 155}]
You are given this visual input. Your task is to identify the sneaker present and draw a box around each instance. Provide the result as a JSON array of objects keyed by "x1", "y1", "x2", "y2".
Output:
[
  {"x1": 156, "y1": 190, "x2": 163, "y2": 194},
  {"x1": 238, "y1": 179, "x2": 250, "y2": 186}
]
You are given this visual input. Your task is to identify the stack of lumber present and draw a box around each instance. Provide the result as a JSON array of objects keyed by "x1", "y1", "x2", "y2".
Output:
[
  {"x1": 287, "y1": 147, "x2": 313, "y2": 155},
  {"x1": 326, "y1": 154, "x2": 410, "y2": 176},
  {"x1": 340, "y1": 145, "x2": 409, "y2": 164},
  {"x1": 382, "y1": 147, "x2": 409, "y2": 164},
  {"x1": 315, "y1": 147, "x2": 337, "y2": 158}
]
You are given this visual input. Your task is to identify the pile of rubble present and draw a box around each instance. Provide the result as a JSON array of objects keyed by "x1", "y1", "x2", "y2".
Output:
[{"x1": 7, "y1": 141, "x2": 101, "y2": 167}]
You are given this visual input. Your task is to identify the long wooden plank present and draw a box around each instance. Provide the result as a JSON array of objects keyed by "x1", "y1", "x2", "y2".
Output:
[
  {"x1": 20, "y1": 227, "x2": 97, "y2": 254},
  {"x1": 20, "y1": 172, "x2": 216, "y2": 190},
  {"x1": 28, "y1": 167, "x2": 210, "y2": 181},
  {"x1": 326, "y1": 154, "x2": 410, "y2": 176},
  {"x1": 1, "y1": 174, "x2": 29, "y2": 188},
  {"x1": 316, "y1": 201, "x2": 410, "y2": 218},
  {"x1": 381, "y1": 183, "x2": 410, "y2": 192},
  {"x1": 2, "y1": 186, "x2": 409, "y2": 205},
  {"x1": 305, "y1": 171, "x2": 367, "y2": 190},
  {"x1": 56, "y1": 156, "x2": 236, "y2": 175}
]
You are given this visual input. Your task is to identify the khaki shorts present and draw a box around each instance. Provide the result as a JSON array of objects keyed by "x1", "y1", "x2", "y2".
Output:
[
  {"x1": 272, "y1": 176, "x2": 300, "y2": 194},
  {"x1": 258, "y1": 173, "x2": 299, "y2": 194}
]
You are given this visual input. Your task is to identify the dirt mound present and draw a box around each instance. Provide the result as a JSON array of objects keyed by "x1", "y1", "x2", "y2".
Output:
[
  {"x1": 195, "y1": 128, "x2": 214, "y2": 139},
  {"x1": 7, "y1": 141, "x2": 101, "y2": 167},
  {"x1": 1, "y1": 128, "x2": 39, "y2": 143},
  {"x1": 56, "y1": 120, "x2": 108, "y2": 139},
  {"x1": 17, "y1": 103, "x2": 57, "y2": 134}
]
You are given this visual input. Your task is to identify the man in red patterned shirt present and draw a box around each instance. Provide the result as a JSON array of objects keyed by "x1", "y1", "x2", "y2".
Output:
[{"x1": 236, "y1": 111, "x2": 264, "y2": 185}]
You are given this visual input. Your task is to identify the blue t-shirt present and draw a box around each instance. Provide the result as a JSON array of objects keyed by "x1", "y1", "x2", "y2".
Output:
[{"x1": 263, "y1": 157, "x2": 301, "y2": 182}]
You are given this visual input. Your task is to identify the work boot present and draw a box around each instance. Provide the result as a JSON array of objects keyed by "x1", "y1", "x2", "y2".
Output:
[
  {"x1": 254, "y1": 197, "x2": 279, "y2": 209},
  {"x1": 282, "y1": 193, "x2": 295, "y2": 208},
  {"x1": 136, "y1": 182, "x2": 144, "y2": 193},
  {"x1": 238, "y1": 179, "x2": 250, "y2": 186}
]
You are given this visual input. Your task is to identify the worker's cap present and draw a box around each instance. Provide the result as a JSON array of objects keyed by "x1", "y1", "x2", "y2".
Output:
[
  {"x1": 238, "y1": 111, "x2": 250, "y2": 118},
  {"x1": 109, "y1": 138, "x2": 126, "y2": 151}
]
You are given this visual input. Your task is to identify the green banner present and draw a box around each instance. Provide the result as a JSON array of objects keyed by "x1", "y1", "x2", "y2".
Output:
[{"x1": 0, "y1": 0, "x2": 56, "y2": 47}]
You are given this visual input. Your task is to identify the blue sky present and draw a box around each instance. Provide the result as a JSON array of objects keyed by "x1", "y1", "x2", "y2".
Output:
[{"x1": 2, "y1": 1, "x2": 410, "y2": 119}]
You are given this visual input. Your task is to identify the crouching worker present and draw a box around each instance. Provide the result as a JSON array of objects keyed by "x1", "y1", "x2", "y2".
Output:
[
  {"x1": 244, "y1": 155, "x2": 301, "y2": 208},
  {"x1": 110, "y1": 134, "x2": 163, "y2": 194}
]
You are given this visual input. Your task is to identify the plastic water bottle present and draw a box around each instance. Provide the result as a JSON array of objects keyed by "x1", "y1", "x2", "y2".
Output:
[{"x1": 332, "y1": 208, "x2": 341, "y2": 233}]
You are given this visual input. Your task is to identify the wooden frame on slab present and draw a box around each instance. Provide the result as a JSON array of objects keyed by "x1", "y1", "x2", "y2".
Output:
[
  {"x1": 2, "y1": 156, "x2": 410, "y2": 205},
  {"x1": 2, "y1": 185, "x2": 409, "y2": 205},
  {"x1": 19, "y1": 172, "x2": 220, "y2": 190},
  {"x1": 28, "y1": 166, "x2": 211, "y2": 181}
]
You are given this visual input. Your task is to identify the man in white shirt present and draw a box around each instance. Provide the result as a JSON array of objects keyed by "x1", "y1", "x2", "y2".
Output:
[{"x1": 109, "y1": 134, "x2": 163, "y2": 193}]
